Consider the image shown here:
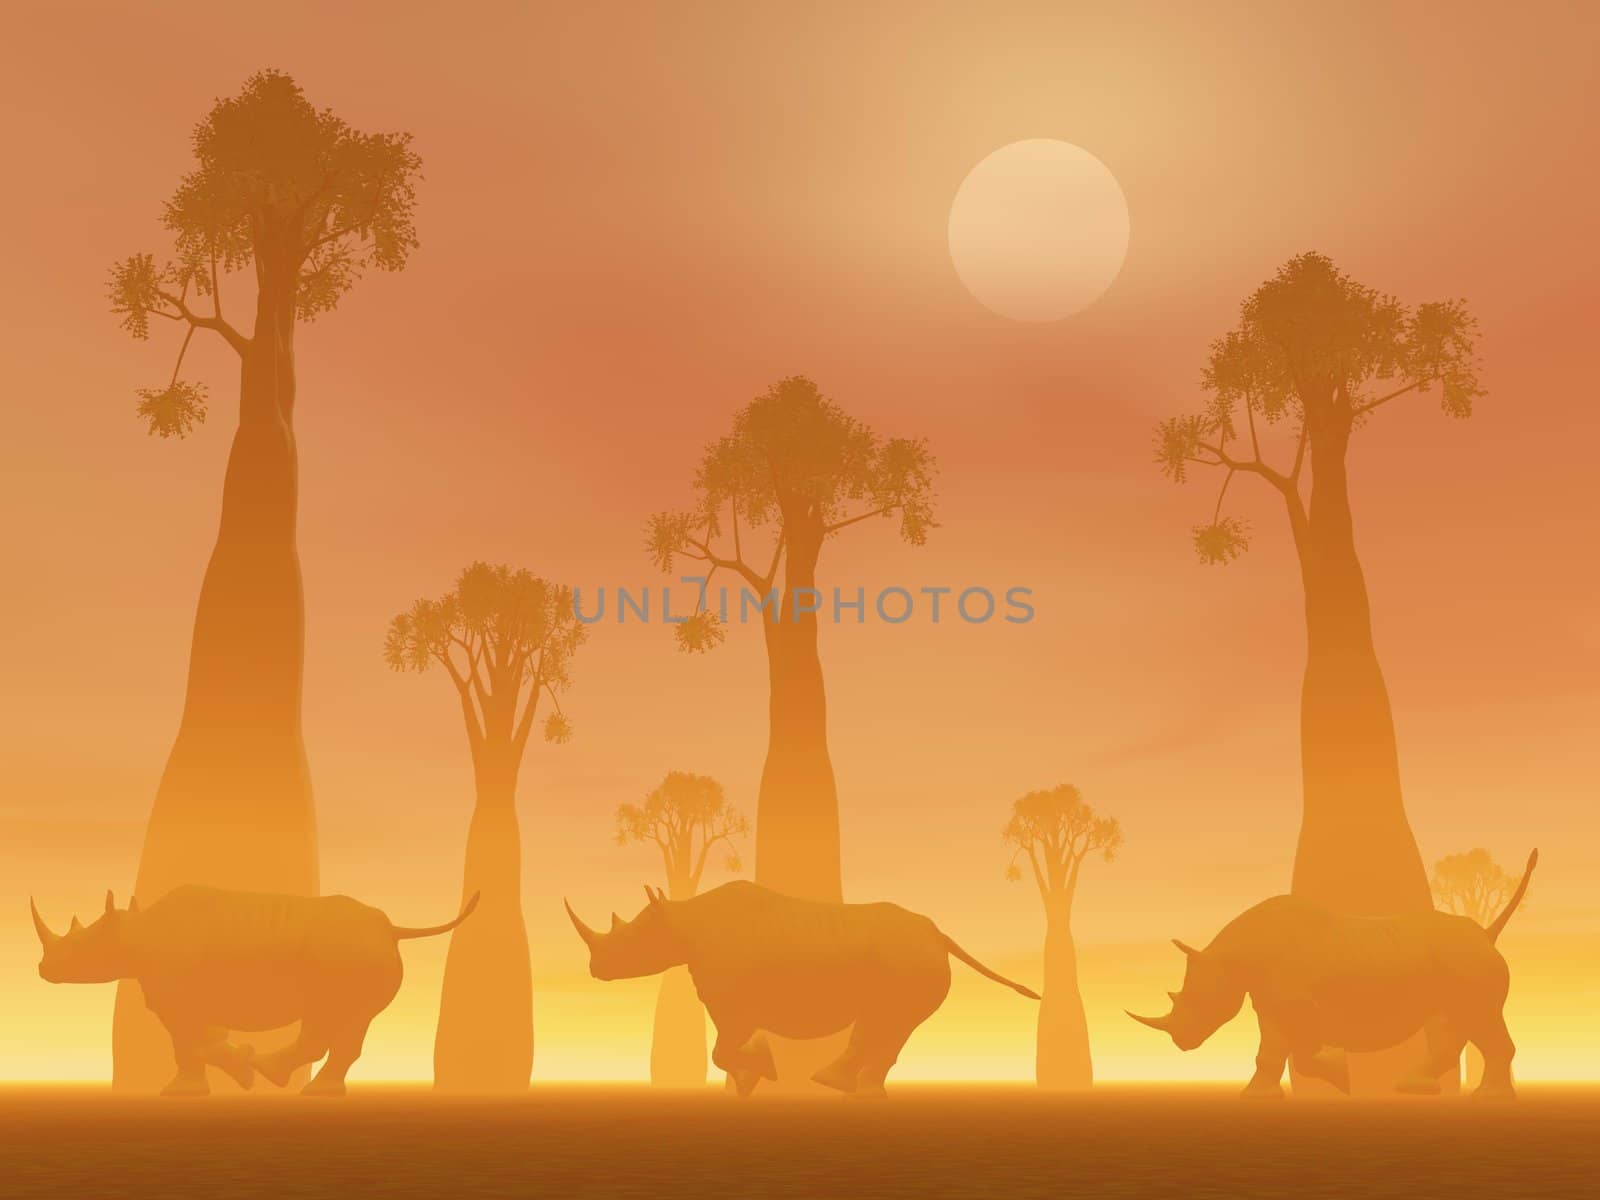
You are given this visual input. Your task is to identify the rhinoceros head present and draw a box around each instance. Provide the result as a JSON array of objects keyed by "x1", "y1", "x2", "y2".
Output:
[
  {"x1": 564, "y1": 886, "x2": 685, "y2": 981},
  {"x1": 32, "y1": 891, "x2": 137, "y2": 984},
  {"x1": 1127, "y1": 938, "x2": 1245, "y2": 1052}
]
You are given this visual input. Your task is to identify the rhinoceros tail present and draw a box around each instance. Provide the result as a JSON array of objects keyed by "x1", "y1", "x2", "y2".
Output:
[
  {"x1": 392, "y1": 892, "x2": 481, "y2": 940},
  {"x1": 942, "y1": 934, "x2": 1041, "y2": 1000},
  {"x1": 1485, "y1": 849, "x2": 1538, "y2": 944}
]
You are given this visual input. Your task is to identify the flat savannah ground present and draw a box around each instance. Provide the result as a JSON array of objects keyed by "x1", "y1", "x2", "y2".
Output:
[{"x1": 3, "y1": 1085, "x2": 1596, "y2": 1199}]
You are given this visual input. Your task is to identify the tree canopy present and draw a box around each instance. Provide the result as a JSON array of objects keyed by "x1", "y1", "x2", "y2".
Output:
[
  {"x1": 615, "y1": 771, "x2": 748, "y2": 894},
  {"x1": 646, "y1": 375, "x2": 937, "y2": 650},
  {"x1": 1154, "y1": 252, "x2": 1483, "y2": 563},
  {"x1": 1004, "y1": 785, "x2": 1122, "y2": 909},
  {"x1": 1430, "y1": 848, "x2": 1516, "y2": 925},
  {"x1": 109, "y1": 70, "x2": 422, "y2": 435},
  {"x1": 384, "y1": 563, "x2": 585, "y2": 759}
]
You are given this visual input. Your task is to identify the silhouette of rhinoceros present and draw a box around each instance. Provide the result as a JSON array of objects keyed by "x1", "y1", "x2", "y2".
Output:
[
  {"x1": 33, "y1": 885, "x2": 477, "y2": 1095},
  {"x1": 1129, "y1": 849, "x2": 1537, "y2": 1099},
  {"x1": 566, "y1": 879, "x2": 1038, "y2": 1096}
]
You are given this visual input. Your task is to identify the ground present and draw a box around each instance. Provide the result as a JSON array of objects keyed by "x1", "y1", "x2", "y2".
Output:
[{"x1": 2, "y1": 1084, "x2": 1594, "y2": 1199}]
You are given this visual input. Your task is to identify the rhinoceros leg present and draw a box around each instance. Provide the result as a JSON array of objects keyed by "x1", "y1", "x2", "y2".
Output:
[
  {"x1": 710, "y1": 1022, "x2": 770, "y2": 1098},
  {"x1": 845, "y1": 986, "x2": 946, "y2": 1098},
  {"x1": 1396, "y1": 1014, "x2": 1465, "y2": 1095},
  {"x1": 811, "y1": 1042, "x2": 861, "y2": 1094},
  {"x1": 195, "y1": 1028, "x2": 256, "y2": 1090},
  {"x1": 157, "y1": 1019, "x2": 214, "y2": 1097},
  {"x1": 1289, "y1": 1045, "x2": 1350, "y2": 1095},
  {"x1": 254, "y1": 1021, "x2": 331, "y2": 1089},
  {"x1": 1242, "y1": 1015, "x2": 1289, "y2": 1098},
  {"x1": 1467, "y1": 1010, "x2": 1516, "y2": 1100},
  {"x1": 302, "y1": 1017, "x2": 373, "y2": 1097}
]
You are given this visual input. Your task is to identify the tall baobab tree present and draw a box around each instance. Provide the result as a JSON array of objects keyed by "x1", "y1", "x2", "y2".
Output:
[
  {"x1": 108, "y1": 70, "x2": 422, "y2": 1091},
  {"x1": 385, "y1": 563, "x2": 585, "y2": 1092},
  {"x1": 1004, "y1": 784, "x2": 1122, "y2": 1089},
  {"x1": 647, "y1": 375, "x2": 936, "y2": 904},
  {"x1": 1432, "y1": 848, "x2": 1519, "y2": 1087},
  {"x1": 1155, "y1": 253, "x2": 1482, "y2": 918},
  {"x1": 615, "y1": 771, "x2": 748, "y2": 1086}
]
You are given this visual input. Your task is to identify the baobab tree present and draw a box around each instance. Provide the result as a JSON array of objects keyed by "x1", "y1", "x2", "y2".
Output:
[
  {"x1": 1004, "y1": 785, "x2": 1121, "y2": 1089},
  {"x1": 647, "y1": 375, "x2": 936, "y2": 904},
  {"x1": 1155, "y1": 253, "x2": 1482, "y2": 919},
  {"x1": 108, "y1": 70, "x2": 421, "y2": 1090},
  {"x1": 1432, "y1": 847, "x2": 1519, "y2": 1088},
  {"x1": 385, "y1": 563, "x2": 585, "y2": 1092},
  {"x1": 615, "y1": 771, "x2": 748, "y2": 1086}
]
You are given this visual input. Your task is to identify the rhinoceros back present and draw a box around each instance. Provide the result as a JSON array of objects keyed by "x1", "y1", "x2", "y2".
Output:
[
  {"x1": 131, "y1": 886, "x2": 399, "y2": 1031},
  {"x1": 677, "y1": 881, "x2": 934, "y2": 969}
]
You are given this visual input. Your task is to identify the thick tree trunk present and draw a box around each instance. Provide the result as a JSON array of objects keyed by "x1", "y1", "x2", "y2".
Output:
[
  {"x1": 1036, "y1": 902, "x2": 1092, "y2": 1089},
  {"x1": 1291, "y1": 419, "x2": 1429, "y2": 914},
  {"x1": 434, "y1": 742, "x2": 533, "y2": 1092},
  {"x1": 1288, "y1": 414, "x2": 1441, "y2": 1095},
  {"x1": 754, "y1": 524, "x2": 840, "y2": 904},
  {"x1": 113, "y1": 251, "x2": 317, "y2": 1092},
  {"x1": 753, "y1": 518, "x2": 846, "y2": 1087}
]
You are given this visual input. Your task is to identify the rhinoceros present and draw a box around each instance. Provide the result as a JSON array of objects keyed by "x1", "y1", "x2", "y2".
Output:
[
  {"x1": 32, "y1": 885, "x2": 478, "y2": 1096},
  {"x1": 565, "y1": 879, "x2": 1039, "y2": 1096},
  {"x1": 1128, "y1": 849, "x2": 1537, "y2": 1099}
]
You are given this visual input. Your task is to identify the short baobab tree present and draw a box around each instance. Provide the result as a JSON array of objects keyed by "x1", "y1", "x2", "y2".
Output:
[
  {"x1": 615, "y1": 771, "x2": 748, "y2": 1086},
  {"x1": 1004, "y1": 784, "x2": 1122, "y2": 1089},
  {"x1": 385, "y1": 562, "x2": 585, "y2": 1092},
  {"x1": 1432, "y1": 847, "x2": 1521, "y2": 1087}
]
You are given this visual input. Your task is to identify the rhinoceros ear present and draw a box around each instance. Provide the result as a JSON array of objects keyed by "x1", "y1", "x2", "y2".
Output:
[
  {"x1": 127, "y1": 895, "x2": 139, "y2": 914},
  {"x1": 105, "y1": 890, "x2": 116, "y2": 916},
  {"x1": 644, "y1": 885, "x2": 665, "y2": 908},
  {"x1": 1172, "y1": 939, "x2": 1199, "y2": 957}
]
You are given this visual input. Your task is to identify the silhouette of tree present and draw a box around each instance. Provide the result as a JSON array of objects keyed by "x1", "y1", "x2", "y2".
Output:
[
  {"x1": 1431, "y1": 846, "x2": 1519, "y2": 1093},
  {"x1": 1003, "y1": 785, "x2": 1121, "y2": 1089},
  {"x1": 108, "y1": 70, "x2": 422, "y2": 1092},
  {"x1": 1155, "y1": 253, "x2": 1482, "y2": 920},
  {"x1": 647, "y1": 375, "x2": 935, "y2": 904},
  {"x1": 386, "y1": 563, "x2": 585, "y2": 1092},
  {"x1": 1432, "y1": 849, "x2": 1517, "y2": 925},
  {"x1": 615, "y1": 771, "x2": 748, "y2": 1086}
]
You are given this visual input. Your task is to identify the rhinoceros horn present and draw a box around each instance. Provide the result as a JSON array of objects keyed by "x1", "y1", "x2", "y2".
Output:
[
  {"x1": 564, "y1": 898, "x2": 600, "y2": 947},
  {"x1": 1126, "y1": 1009, "x2": 1172, "y2": 1032},
  {"x1": 29, "y1": 897, "x2": 61, "y2": 947},
  {"x1": 105, "y1": 890, "x2": 116, "y2": 916},
  {"x1": 70, "y1": 916, "x2": 84, "y2": 934},
  {"x1": 1172, "y1": 939, "x2": 1199, "y2": 956}
]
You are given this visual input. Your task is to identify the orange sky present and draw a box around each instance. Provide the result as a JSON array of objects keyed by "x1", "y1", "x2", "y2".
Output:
[{"x1": 1, "y1": 2, "x2": 1597, "y2": 1082}]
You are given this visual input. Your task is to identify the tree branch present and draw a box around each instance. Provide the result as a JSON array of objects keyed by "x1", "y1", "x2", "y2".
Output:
[
  {"x1": 436, "y1": 650, "x2": 485, "y2": 761},
  {"x1": 1195, "y1": 441, "x2": 1294, "y2": 495},
  {"x1": 156, "y1": 287, "x2": 249, "y2": 356},
  {"x1": 685, "y1": 534, "x2": 765, "y2": 591},
  {"x1": 823, "y1": 504, "x2": 894, "y2": 535},
  {"x1": 1353, "y1": 376, "x2": 1433, "y2": 416}
]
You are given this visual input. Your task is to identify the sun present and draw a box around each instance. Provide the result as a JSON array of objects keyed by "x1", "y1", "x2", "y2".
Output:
[{"x1": 948, "y1": 139, "x2": 1130, "y2": 322}]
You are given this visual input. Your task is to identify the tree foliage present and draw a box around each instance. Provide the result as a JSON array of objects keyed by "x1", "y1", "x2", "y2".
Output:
[
  {"x1": 384, "y1": 563, "x2": 585, "y2": 761},
  {"x1": 1003, "y1": 784, "x2": 1122, "y2": 912},
  {"x1": 615, "y1": 771, "x2": 749, "y2": 895},
  {"x1": 109, "y1": 70, "x2": 422, "y2": 435},
  {"x1": 1430, "y1": 848, "x2": 1516, "y2": 926},
  {"x1": 646, "y1": 376, "x2": 936, "y2": 649},
  {"x1": 1155, "y1": 252, "x2": 1483, "y2": 562}
]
